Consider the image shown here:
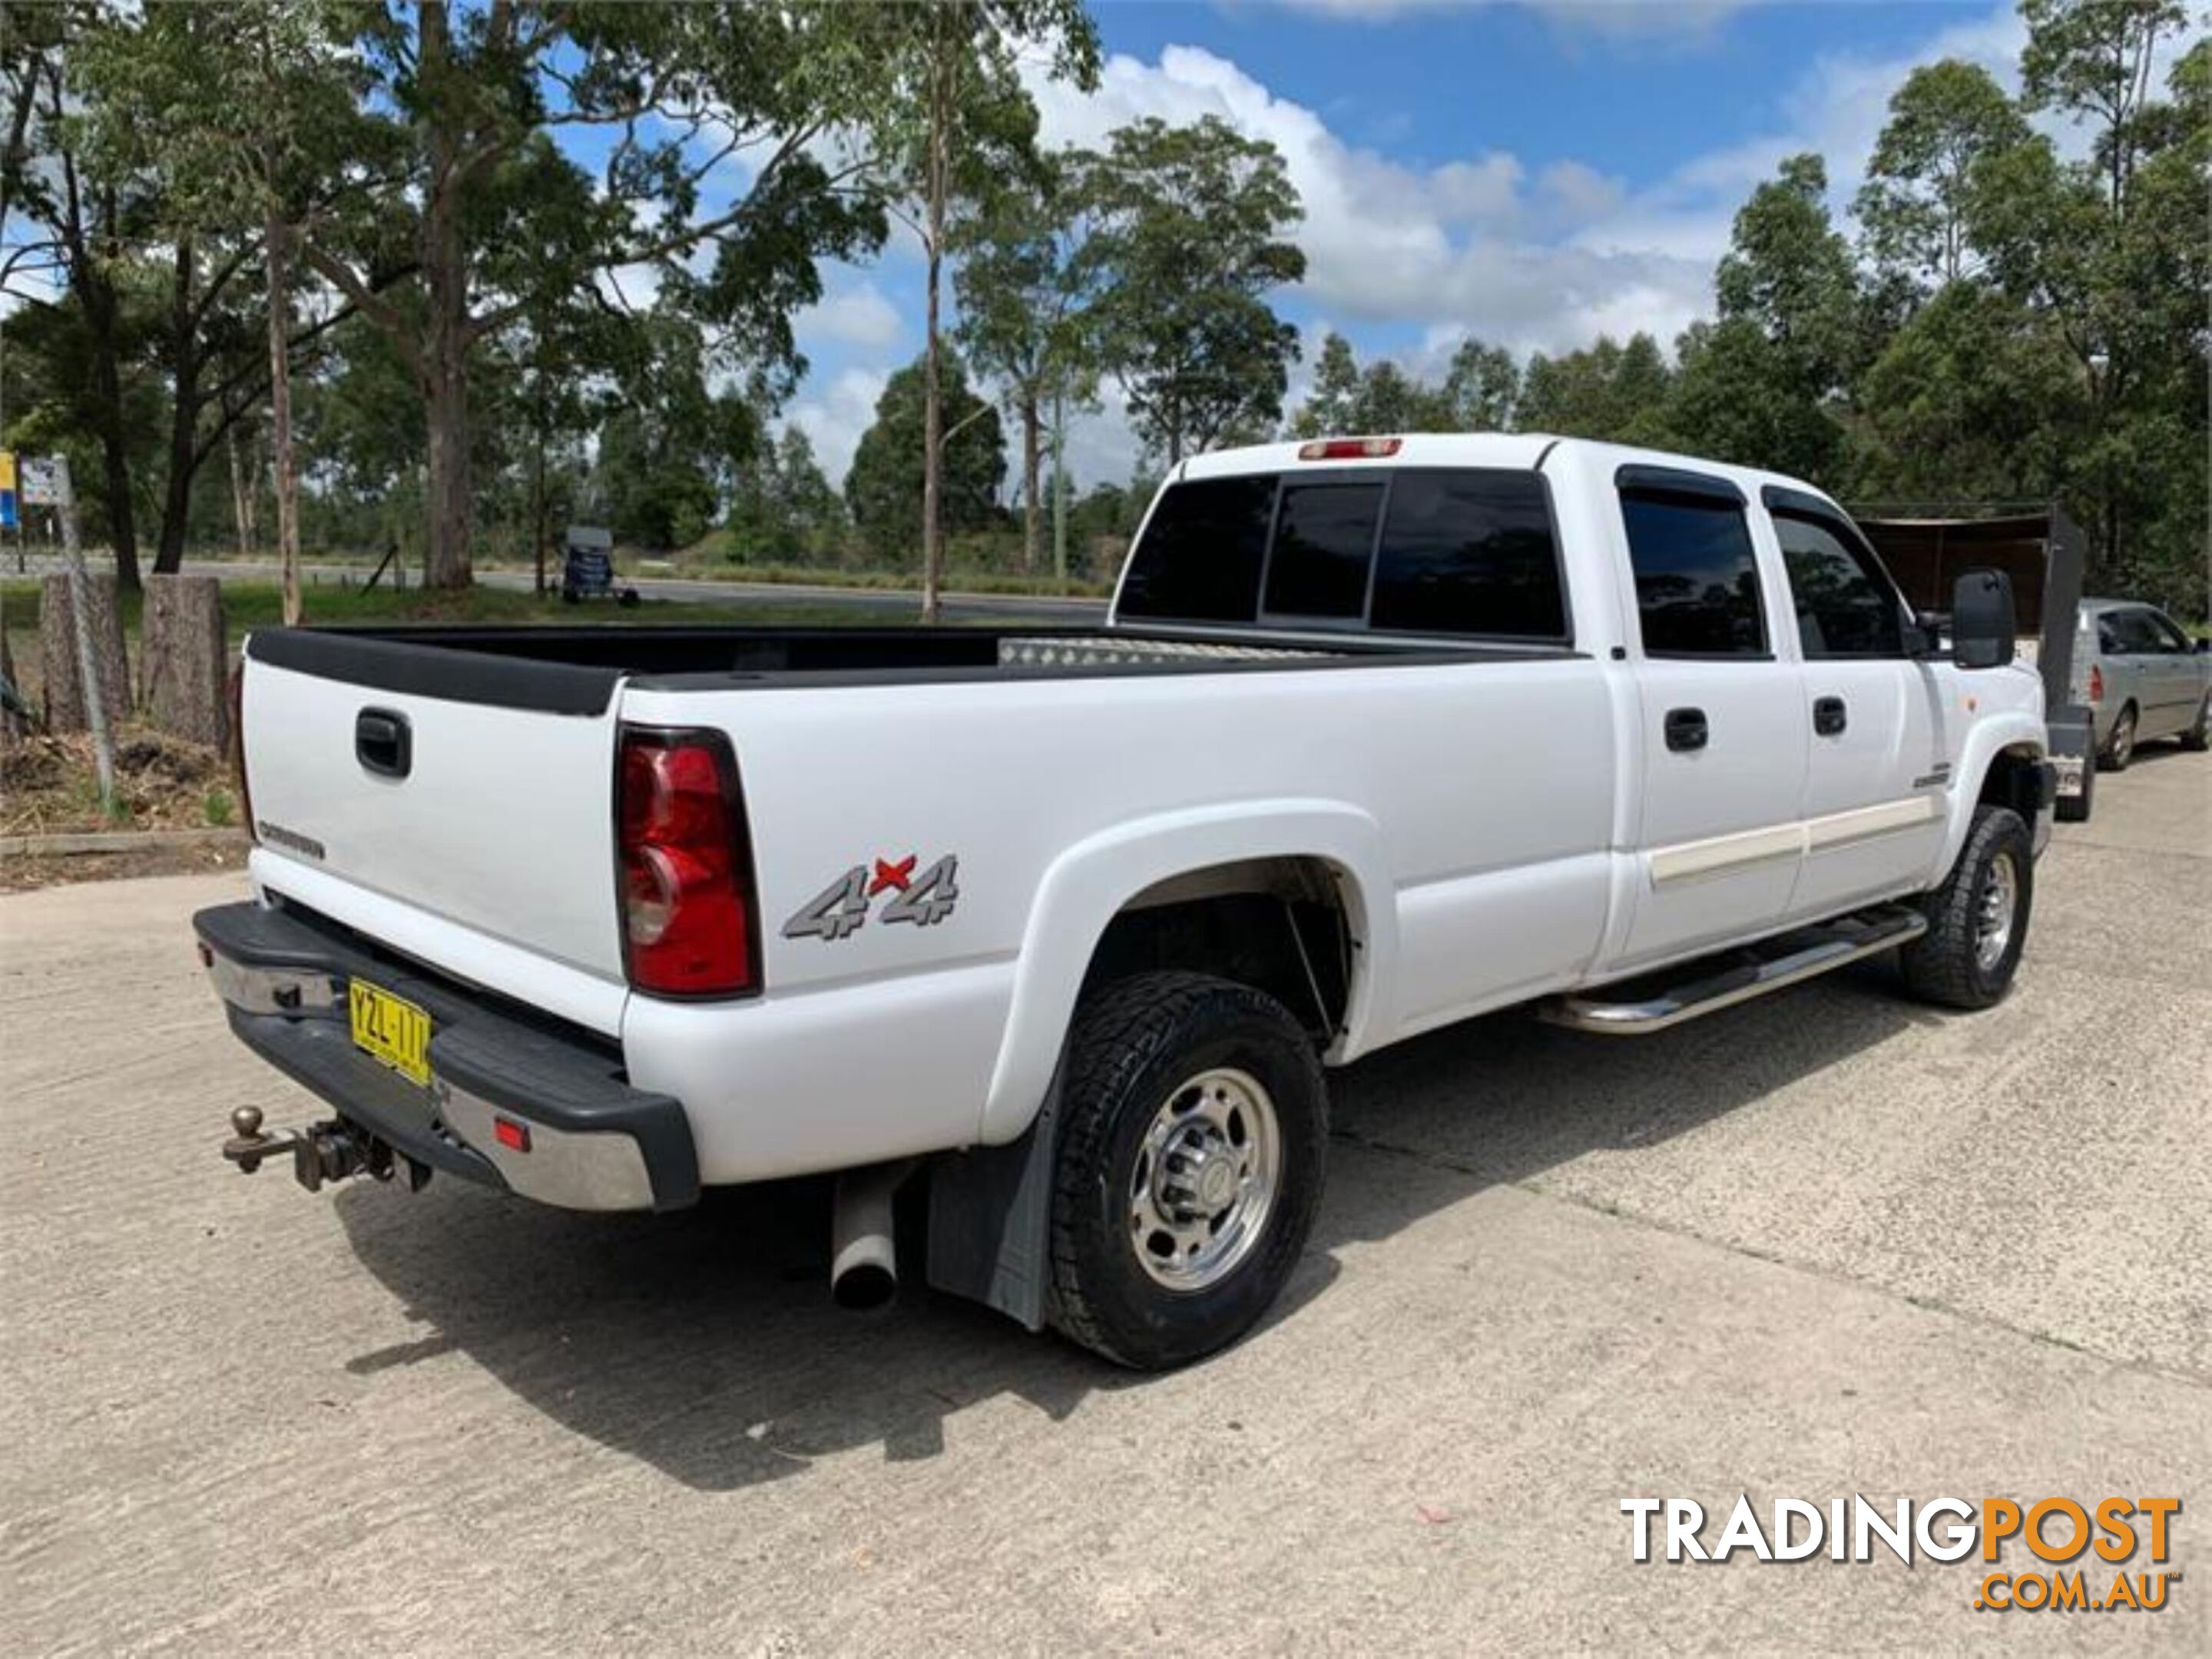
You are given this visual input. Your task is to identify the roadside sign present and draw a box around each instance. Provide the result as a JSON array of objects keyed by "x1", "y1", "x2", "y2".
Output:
[
  {"x1": 18, "y1": 455, "x2": 61, "y2": 506},
  {"x1": 0, "y1": 450, "x2": 16, "y2": 528}
]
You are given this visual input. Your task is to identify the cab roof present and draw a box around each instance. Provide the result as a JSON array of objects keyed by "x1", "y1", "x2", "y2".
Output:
[{"x1": 1177, "y1": 432, "x2": 1833, "y2": 509}]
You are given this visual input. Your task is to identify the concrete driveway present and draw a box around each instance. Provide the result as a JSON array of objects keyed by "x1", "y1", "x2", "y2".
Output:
[{"x1": 3, "y1": 750, "x2": 2206, "y2": 1654}]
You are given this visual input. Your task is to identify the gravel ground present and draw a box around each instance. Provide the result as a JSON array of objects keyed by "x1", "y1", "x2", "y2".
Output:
[{"x1": 2, "y1": 746, "x2": 2206, "y2": 1654}]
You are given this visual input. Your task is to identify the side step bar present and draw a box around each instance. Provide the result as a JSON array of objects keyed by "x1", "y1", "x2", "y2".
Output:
[{"x1": 1540, "y1": 903, "x2": 1928, "y2": 1035}]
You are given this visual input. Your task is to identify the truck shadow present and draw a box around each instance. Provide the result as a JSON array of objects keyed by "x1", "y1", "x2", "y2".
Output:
[{"x1": 334, "y1": 959, "x2": 1932, "y2": 1492}]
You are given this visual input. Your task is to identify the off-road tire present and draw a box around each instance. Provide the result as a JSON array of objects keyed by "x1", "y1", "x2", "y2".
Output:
[
  {"x1": 1899, "y1": 803, "x2": 2033, "y2": 1011},
  {"x1": 2098, "y1": 704, "x2": 2137, "y2": 771},
  {"x1": 1048, "y1": 972, "x2": 1327, "y2": 1370}
]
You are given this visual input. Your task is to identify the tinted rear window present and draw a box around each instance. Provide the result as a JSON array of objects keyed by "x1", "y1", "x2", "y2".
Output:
[
  {"x1": 1122, "y1": 466, "x2": 1568, "y2": 640},
  {"x1": 1116, "y1": 475, "x2": 1277, "y2": 624},
  {"x1": 1263, "y1": 481, "x2": 1384, "y2": 621},
  {"x1": 1371, "y1": 471, "x2": 1565, "y2": 638}
]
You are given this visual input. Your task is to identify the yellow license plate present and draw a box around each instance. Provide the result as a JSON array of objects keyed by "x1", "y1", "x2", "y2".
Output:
[{"x1": 349, "y1": 978, "x2": 432, "y2": 1087}]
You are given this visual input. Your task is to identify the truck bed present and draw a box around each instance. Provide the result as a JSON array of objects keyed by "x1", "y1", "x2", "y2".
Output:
[{"x1": 246, "y1": 622, "x2": 1568, "y2": 713}]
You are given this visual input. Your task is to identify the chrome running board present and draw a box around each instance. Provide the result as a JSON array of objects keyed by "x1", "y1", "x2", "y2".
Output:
[{"x1": 1540, "y1": 904, "x2": 1929, "y2": 1035}]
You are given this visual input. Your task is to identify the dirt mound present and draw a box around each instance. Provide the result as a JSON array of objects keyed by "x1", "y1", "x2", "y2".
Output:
[{"x1": 2, "y1": 727, "x2": 233, "y2": 836}]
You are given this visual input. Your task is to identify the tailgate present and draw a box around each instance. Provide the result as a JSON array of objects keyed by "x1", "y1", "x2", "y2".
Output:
[{"x1": 241, "y1": 631, "x2": 626, "y2": 979}]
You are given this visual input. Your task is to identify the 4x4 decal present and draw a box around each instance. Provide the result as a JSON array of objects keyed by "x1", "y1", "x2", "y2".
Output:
[{"x1": 783, "y1": 853, "x2": 960, "y2": 942}]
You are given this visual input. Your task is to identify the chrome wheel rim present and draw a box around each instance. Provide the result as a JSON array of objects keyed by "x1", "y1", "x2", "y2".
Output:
[
  {"x1": 1128, "y1": 1066, "x2": 1280, "y2": 1292},
  {"x1": 2112, "y1": 714, "x2": 2134, "y2": 764},
  {"x1": 1975, "y1": 850, "x2": 2018, "y2": 972}
]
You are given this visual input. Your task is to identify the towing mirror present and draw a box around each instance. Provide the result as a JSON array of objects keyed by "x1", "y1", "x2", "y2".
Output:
[{"x1": 1951, "y1": 568, "x2": 2015, "y2": 670}]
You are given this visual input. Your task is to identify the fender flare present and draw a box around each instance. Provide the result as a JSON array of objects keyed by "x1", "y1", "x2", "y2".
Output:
[
  {"x1": 1931, "y1": 711, "x2": 2047, "y2": 882},
  {"x1": 974, "y1": 798, "x2": 1396, "y2": 1144}
]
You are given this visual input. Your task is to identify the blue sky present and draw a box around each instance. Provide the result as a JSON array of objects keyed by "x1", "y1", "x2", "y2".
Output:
[{"x1": 780, "y1": 0, "x2": 2122, "y2": 491}]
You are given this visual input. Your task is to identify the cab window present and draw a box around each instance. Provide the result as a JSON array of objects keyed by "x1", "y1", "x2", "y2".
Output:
[
  {"x1": 1771, "y1": 508, "x2": 1907, "y2": 658},
  {"x1": 1115, "y1": 475, "x2": 1275, "y2": 624}
]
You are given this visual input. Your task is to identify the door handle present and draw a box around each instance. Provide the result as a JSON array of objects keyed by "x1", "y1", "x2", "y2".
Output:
[
  {"x1": 356, "y1": 707, "x2": 412, "y2": 779},
  {"x1": 1813, "y1": 695, "x2": 1848, "y2": 737},
  {"x1": 1664, "y1": 707, "x2": 1708, "y2": 753}
]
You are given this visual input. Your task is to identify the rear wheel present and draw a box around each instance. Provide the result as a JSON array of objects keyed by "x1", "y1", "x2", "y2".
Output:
[
  {"x1": 1899, "y1": 803, "x2": 2033, "y2": 1010},
  {"x1": 2099, "y1": 704, "x2": 2137, "y2": 771},
  {"x1": 1048, "y1": 972, "x2": 1327, "y2": 1370}
]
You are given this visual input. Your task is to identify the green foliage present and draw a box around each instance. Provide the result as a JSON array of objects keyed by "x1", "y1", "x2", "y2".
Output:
[
  {"x1": 1520, "y1": 333, "x2": 1676, "y2": 447},
  {"x1": 1855, "y1": 60, "x2": 2029, "y2": 288},
  {"x1": 1289, "y1": 331, "x2": 1525, "y2": 439},
  {"x1": 723, "y1": 428, "x2": 847, "y2": 565},
  {"x1": 1078, "y1": 116, "x2": 1306, "y2": 464},
  {"x1": 846, "y1": 353, "x2": 1007, "y2": 564}
]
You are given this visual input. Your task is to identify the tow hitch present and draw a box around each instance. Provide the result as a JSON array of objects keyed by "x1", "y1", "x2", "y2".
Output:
[{"x1": 221, "y1": 1105, "x2": 430, "y2": 1194}]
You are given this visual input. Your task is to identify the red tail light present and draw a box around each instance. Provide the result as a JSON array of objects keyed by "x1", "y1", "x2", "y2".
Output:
[
  {"x1": 2087, "y1": 664, "x2": 2104, "y2": 704},
  {"x1": 617, "y1": 726, "x2": 759, "y2": 998},
  {"x1": 1298, "y1": 437, "x2": 1402, "y2": 461}
]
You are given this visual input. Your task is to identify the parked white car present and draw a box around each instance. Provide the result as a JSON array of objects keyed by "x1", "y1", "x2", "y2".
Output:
[{"x1": 199, "y1": 434, "x2": 2054, "y2": 1368}]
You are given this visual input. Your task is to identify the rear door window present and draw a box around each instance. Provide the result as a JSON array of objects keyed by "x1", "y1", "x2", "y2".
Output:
[
  {"x1": 1116, "y1": 475, "x2": 1277, "y2": 624},
  {"x1": 1262, "y1": 480, "x2": 1385, "y2": 622},
  {"x1": 1619, "y1": 486, "x2": 1768, "y2": 657},
  {"x1": 1370, "y1": 471, "x2": 1565, "y2": 639}
]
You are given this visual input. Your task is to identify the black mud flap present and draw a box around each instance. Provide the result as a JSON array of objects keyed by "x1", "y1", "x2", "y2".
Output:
[{"x1": 923, "y1": 1070, "x2": 1064, "y2": 1332}]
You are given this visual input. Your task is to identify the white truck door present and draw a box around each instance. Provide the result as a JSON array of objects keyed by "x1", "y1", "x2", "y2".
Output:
[
  {"x1": 1612, "y1": 468, "x2": 1809, "y2": 967},
  {"x1": 1765, "y1": 494, "x2": 1945, "y2": 919}
]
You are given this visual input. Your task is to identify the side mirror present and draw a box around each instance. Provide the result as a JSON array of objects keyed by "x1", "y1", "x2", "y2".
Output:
[
  {"x1": 2196, "y1": 637, "x2": 2209, "y2": 654},
  {"x1": 1912, "y1": 609, "x2": 1948, "y2": 657},
  {"x1": 1951, "y1": 568, "x2": 2015, "y2": 671}
]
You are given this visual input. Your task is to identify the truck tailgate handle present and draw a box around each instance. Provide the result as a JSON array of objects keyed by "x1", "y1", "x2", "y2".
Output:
[
  {"x1": 1664, "y1": 707, "x2": 1708, "y2": 753},
  {"x1": 1813, "y1": 695, "x2": 1848, "y2": 737},
  {"x1": 356, "y1": 708, "x2": 412, "y2": 780}
]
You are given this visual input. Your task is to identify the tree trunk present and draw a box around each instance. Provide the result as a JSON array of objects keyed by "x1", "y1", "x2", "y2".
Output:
[
  {"x1": 530, "y1": 369, "x2": 551, "y2": 596},
  {"x1": 38, "y1": 571, "x2": 129, "y2": 733},
  {"x1": 1051, "y1": 386, "x2": 1068, "y2": 584},
  {"x1": 1020, "y1": 389, "x2": 1041, "y2": 575},
  {"x1": 226, "y1": 422, "x2": 256, "y2": 559},
  {"x1": 141, "y1": 575, "x2": 228, "y2": 750},
  {"x1": 154, "y1": 236, "x2": 203, "y2": 577},
  {"x1": 1, "y1": 632, "x2": 28, "y2": 747},
  {"x1": 419, "y1": 0, "x2": 473, "y2": 591},
  {"x1": 265, "y1": 204, "x2": 303, "y2": 628},
  {"x1": 45, "y1": 74, "x2": 140, "y2": 589},
  {"x1": 918, "y1": 22, "x2": 949, "y2": 624}
]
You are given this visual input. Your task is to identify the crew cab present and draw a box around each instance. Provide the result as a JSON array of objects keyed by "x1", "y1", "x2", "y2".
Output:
[{"x1": 197, "y1": 435, "x2": 2055, "y2": 1369}]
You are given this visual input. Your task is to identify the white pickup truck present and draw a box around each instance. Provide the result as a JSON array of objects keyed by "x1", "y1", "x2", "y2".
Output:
[{"x1": 198, "y1": 434, "x2": 2055, "y2": 1369}]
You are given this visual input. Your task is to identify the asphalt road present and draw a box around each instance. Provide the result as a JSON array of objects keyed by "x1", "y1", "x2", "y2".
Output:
[
  {"x1": 2, "y1": 748, "x2": 2207, "y2": 1654},
  {"x1": 6, "y1": 554, "x2": 1111, "y2": 624}
]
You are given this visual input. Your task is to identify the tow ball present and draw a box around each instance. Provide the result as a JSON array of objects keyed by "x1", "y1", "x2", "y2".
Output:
[{"x1": 221, "y1": 1106, "x2": 428, "y2": 1194}]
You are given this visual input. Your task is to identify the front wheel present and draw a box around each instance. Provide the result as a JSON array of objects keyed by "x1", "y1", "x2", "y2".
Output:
[
  {"x1": 1899, "y1": 803, "x2": 2033, "y2": 1010},
  {"x1": 1048, "y1": 972, "x2": 1327, "y2": 1370}
]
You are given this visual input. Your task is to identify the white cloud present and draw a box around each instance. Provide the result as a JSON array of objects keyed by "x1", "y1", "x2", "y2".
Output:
[
  {"x1": 794, "y1": 283, "x2": 905, "y2": 353},
  {"x1": 1026, "y1": 43, "x2": 1708, "y2": 356},
  {"x1": 786, "y1": 366, "x2": 889, "y2": 487},
  {"x1": 1577, "y1": 2, "x2": 2033, "y2": 267}
]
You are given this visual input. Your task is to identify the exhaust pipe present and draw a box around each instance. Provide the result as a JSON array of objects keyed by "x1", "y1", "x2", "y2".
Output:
[{"x1": 830, "y1": 1160, "x2": 914, "y2": 1310}]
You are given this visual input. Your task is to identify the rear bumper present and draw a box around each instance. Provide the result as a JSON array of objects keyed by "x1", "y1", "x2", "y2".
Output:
[{"x1": 194, "y1": 900, "x2": 698, "y2": 1212}]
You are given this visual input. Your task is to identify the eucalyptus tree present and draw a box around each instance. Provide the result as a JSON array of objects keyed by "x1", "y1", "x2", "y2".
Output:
[
  {"x1": 232, "y1": 1, "x2": 894, "y2": 590},
  {"x1": 954, "y1": 150, "x2": 1105, "y2": 575},
  {"x1": 851, "y1": 1, "x2": 1098, "y2": 614},
  {"x1": 1079, "y1": 116, "x2": 1306, "y2": 466}
]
